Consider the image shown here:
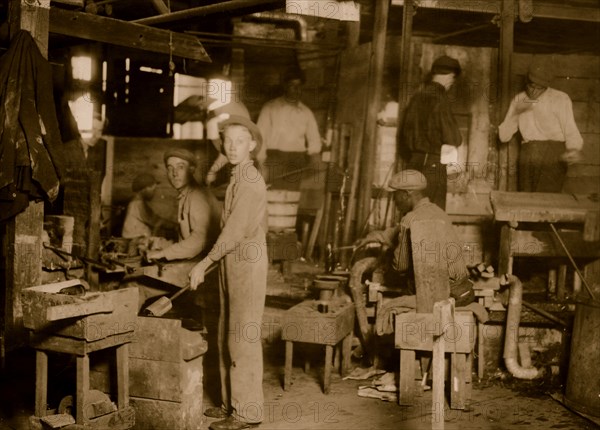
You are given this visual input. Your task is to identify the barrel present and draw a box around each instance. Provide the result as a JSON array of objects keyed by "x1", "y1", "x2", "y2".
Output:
[
  {"x1": 564, "y1": 301, "x2": 600, "y2": 418},
  {"x1": 267, "y1": 190, "x2": 300, "y2": 232}
]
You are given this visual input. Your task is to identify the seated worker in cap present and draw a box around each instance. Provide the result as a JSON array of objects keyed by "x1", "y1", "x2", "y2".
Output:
[
  {"x1": 399, "y1": 55, "x2": 463, "y2": 210},
  {"x1": 354, "y1": 169, "x2": 474, "y2": 306},
  {"x1": 189, "y1": 115, "x2": 268, "y2": 430},
  {"x1": 122, "y1": 173, "x2": 172, "y2": 239},
  {"x1": 146, "y1": 148, "x2": 220, "y2": 261},
  {"x1": 498, "y1": 60, "x2": 583, "y2": 192},
  {"x1": 349, "y1": 170, "x2": 484, "y2": 379}
]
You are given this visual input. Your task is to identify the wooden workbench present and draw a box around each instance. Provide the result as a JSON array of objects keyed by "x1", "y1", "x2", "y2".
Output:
[
  {"x1": 489, "y1": 191, "x2": 600, "y2": 298},
  {"x1": 490, "y1": 191, "x2": 599, "y2": 224}
]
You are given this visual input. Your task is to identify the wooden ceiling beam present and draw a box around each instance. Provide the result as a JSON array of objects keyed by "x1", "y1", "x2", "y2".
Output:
[
  {"x1": 49, "y1": 7, "x2": 211, "y2": 62},
  {"x1": 133, "y1": 0, "x2": 282, "y2": 26},
  {"x1": 391, "y1": 0, "x2": 600, "y2": 23}
]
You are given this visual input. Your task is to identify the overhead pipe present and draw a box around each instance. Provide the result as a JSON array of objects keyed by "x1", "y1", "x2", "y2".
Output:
[
  {"x1": 133, "y1": 0, "x2": 282, "y2": 26},
  {"x1": 248, "y1": 11, "x2": 308, "y2": 41},
  {"x1": 503, "y1": 274, "x2": 543, "y2": 379}
]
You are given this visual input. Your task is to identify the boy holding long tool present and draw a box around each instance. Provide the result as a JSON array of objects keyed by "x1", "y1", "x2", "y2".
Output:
[{"x1": 189, "y1": 115, "x2": 268, "y2": 430}]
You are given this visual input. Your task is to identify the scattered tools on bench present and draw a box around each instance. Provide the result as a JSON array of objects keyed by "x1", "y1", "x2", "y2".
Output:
[{"x1": 43, "y1": 243, "x2": 136, "y2": 274}]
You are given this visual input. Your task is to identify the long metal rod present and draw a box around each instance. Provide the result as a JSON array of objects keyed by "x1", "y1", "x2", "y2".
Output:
[
  {"x1": 186, "y1": 30, "x2": 342, "y2": 50},
  {"x1": 549, "y1": 223, "x2": 597, "y2": 302},
  {"x1": 432, "y1": 22, "x2": 492, "y2": 43},
  {"x1": 522, "y1": 300, "x2": 569, "y2": 328},
  {"x1": 195, "y1": 38, "x2": 339, "y2": 52},
  {"x1": 133, "y1": 0, "x2": 281, "y2": 25}
]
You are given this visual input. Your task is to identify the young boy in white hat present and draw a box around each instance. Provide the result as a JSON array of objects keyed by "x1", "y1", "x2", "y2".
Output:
[{"x1": 189, "y1": 115, "x2": 267, "y2": 430}]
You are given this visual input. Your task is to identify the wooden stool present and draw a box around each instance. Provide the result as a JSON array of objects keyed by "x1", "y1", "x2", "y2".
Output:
[
  {"x1": 30, "y1": 332, "x2": 135, "y2": 429},
  {"x1": 281, "y1": 300, "x2": 354, "y2": 394}
]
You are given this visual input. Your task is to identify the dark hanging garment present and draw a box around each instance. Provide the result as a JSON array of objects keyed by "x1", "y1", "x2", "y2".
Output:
[{"x1": 0, "y1": 30, "x2": 64, "y2": 222}]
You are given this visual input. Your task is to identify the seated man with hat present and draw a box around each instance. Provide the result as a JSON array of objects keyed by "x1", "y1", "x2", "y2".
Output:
[
  {"x1": 498, "y1": 60, "x2": 583, "y2": 192},
  {"x1": 347, "y1": 169, "x2": 477, "y2": 377},
  {"x1": 355, "y1": 169, "x2": 474, "y2": 306},
  {"x1": 146, "y1": 147, "x2": 220, "y2": 261}
]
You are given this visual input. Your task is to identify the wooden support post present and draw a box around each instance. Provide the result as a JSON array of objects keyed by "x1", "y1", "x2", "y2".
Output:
[
  {"x1": 356, "y1": 0, "x2": 389, "y2": 231},
  {"x1": 498, "y1": 224, "x2": 514, "y2": 276},
  {"x1": 498, "y1": 0, "x2": 515, "y2": 191},
  {"x1": 323, "y1": 344, "x2": 333, "y2": 394},
  {"x1": 432, "y1": 300, "x2": 452, "y2": 430},
  {"x1": 76, "y1": 354, "x2": 90, "y2": 423},
  {"x1": 557, "y1": 264, "x2": 568, "y2": 301},
  {"x1": 398, "y1": 0, "x2": 414, "y2": 110},
  {"x1": 87, "y1": 171, "x2": 103, "y2": 290},
  {"x1": 451, "y1": 353, "x2": 467, "y2": 409},
  {"x1": 399, "y1": 349, "x2": 415, "y2": 405},
  {"x1": 395, "y1": 0, "x2": 414, "y2": 171},
  {"x1": 341, "y1": 332, "x2": 352, "y2": 377},
  {"x1": 35, "y1": 351, "x2": 48, "y2": 417},
  {"x1": 116, "y1": 343, "x2": 129, "y2": 409},
  {"x1": 345, "y1": 20, "x2": 360, "y2": 48},
  {"x1": 284, "y1": 341, "x2": 293, "y2": 390}
]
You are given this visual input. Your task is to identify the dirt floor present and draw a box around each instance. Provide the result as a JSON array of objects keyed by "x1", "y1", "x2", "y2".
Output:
[
  {"x1": 0, "y1": 326, "x2": 597, "y2": 430},
  {"x1": 197, "y1": 340, "x2": 598, "y2": 430},
  {"x1": 1, "y1": 264, "x2": 597, "y2": 430}
]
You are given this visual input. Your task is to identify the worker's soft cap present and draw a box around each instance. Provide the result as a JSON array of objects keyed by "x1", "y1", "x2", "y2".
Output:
[
  {"x1": 431, "y1": 55, "x2": 461, "y2": 76},
  {"x1": 387, "y1": 169, "x2": 427, "y2": 191},
  {"x1": 527, "y1": 63, "x2": 553, "y2": 88},
  {"x1": 218, "y1": 114, "x2": 263, "y2": 153},
  {"x1": 132, "y1": 173, "x2": 158, "y2": 192},
  {"x1": 163, "y1": 148, "x2": 197, "y2": 167}
]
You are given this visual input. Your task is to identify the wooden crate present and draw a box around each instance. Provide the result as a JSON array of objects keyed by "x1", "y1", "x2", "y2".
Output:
[
  {"x1": 90, "y1": 317, "x2": 206, "y2": 430},
  {"x1": 21, "y1": 283, "x2": 138, "y2": 341}
]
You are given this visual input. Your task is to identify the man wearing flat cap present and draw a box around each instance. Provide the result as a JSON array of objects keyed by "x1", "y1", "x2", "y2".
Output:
[
  {"x1": 355, "y1": 169, "x2": 473, "y2": 305},
  {"x1": 399, "y1": 55, "x2": 463, "y2": 210},
  {"x1": 146, "y1": 148, "x2": 220, "y2": 261},
  {"x1": 499, "y1": 60, "x2": 583, "y2": 192}
]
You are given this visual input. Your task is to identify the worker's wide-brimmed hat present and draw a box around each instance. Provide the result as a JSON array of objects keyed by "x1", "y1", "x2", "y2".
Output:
[
  {"x1": 527, "y1": 63, "x2": 553, "y2": 88},
  {"x1": 163, "y1": 148, "x2": 197, "y2": 166},
  {"x1": 386, "y1": 169, "x2": 427, "y2": 191},
  {"x1": 431, "y1": 55, "x2": 462, "y2": 76},
  {"x1": 132, "y1": 173, "x2": 159, "y2": 192},
  {"x1": 218, "y1": 114, "x2": 263, "y2": 153}
]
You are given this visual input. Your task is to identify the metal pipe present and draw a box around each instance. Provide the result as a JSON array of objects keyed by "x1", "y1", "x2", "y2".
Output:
[
  {"x1": 133, "y1": 0, "x2": 281, "y2": 26},
  {"x1": 503, "y1": 274, "x2": 543, "y2": 379},
  {"x1": 521, "y1": 300, "x2": 569, "y2": 328},
  {"x1": 249, "y1": 11, "x2": 308, "y2": 41},
  {"x1": 349, "y1": 257, "x2": 379, "y2": 364},
  {"x1": 185, "y1": 30, "x2": 341, "y2": 50},
  {"x1": 195, "y1": 37, "x2": 338, "y2": 52},
  {"x1": 432, "y1": 22, "x2": 492, "y2": 43}
]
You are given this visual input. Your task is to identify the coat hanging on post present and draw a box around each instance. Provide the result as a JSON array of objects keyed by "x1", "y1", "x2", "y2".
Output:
[{"x1": 0, "y1": 30, "x2": 64, "y2": 222}]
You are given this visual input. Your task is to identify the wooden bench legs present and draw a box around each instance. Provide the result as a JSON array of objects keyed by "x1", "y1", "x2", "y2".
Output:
[{"x1": 284, "y1": 332, "x2": 353, "y2": 394}]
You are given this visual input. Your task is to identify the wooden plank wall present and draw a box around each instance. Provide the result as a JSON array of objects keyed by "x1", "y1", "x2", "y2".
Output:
[{"x1": 512, "y1": 54, "x2": 600, "y2": 194}]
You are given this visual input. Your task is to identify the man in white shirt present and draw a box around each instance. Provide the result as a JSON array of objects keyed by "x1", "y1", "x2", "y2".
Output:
[
  {"x1": 256, "y1": 67, "x2": 322, "y2": 189},
  {"x1": 498, "y1": 62, "x2": 583, "y2": 192}
]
